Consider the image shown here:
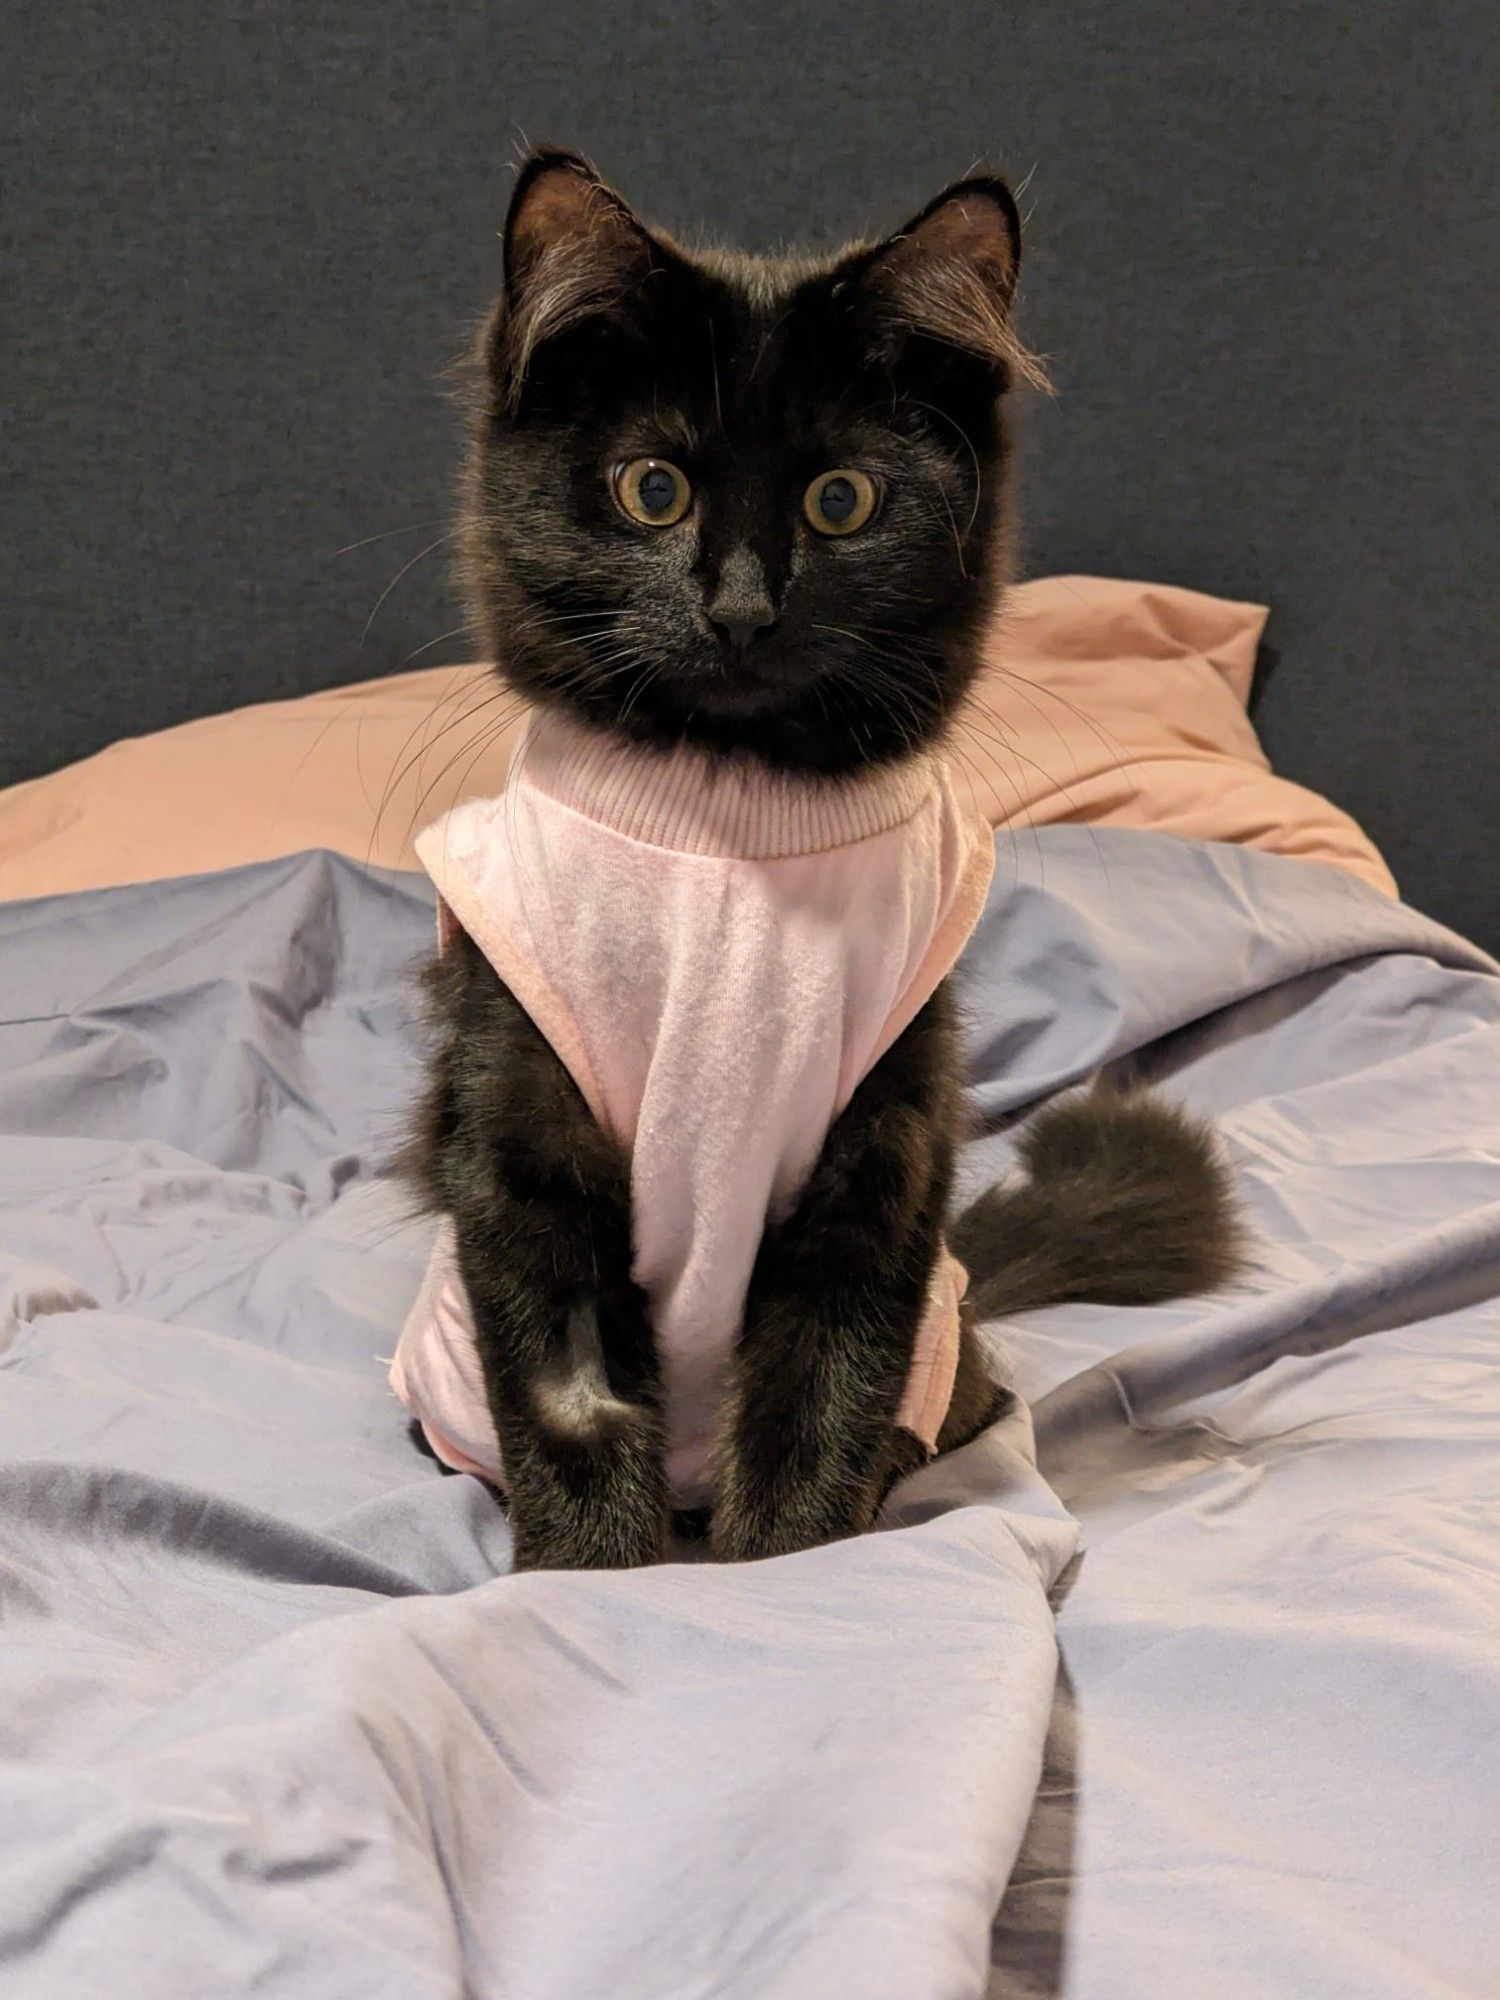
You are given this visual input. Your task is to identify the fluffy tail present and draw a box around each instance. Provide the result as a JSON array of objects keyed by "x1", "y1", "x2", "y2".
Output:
[{"x1": 951, "y1": 1089, "x2": 1243, "y2": 1319}]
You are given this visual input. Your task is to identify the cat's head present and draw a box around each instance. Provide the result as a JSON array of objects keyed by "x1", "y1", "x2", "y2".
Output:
[{"x1": 465, "y1": 150, "x2": 1044, "y2": 776}]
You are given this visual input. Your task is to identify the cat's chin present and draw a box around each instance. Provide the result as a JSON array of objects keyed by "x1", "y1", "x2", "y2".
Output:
[{"x1": 676, "y1": 675, "x2": 798, "y2": 720}]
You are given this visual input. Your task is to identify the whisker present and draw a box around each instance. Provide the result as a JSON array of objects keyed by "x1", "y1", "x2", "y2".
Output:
[
  {"x1": 369, "y1": 678, "x2": 515, "y2": 861},
  {"x1": 329, "y1": 518, "x2": 452, "y2": 559},
  {"x1": 358, "y1": 658, "x2": 489, "y2": 833},
  {"x1": 358, "y1": 530, "x2": 464, "y2": 652},
  {"x1": 396, "y1": 693, "x2": 531, "y2": 859}
]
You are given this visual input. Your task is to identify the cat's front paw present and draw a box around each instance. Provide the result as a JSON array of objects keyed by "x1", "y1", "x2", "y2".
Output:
[
  {"x1": 508, "y1": 1511, "x2": 667, "y2": 1573},
  {"x1": 709, "y1": 1486, "x2": 869, "y2": 1564}
]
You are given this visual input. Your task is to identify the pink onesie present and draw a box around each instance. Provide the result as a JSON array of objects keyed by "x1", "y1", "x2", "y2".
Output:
[{"x1": 390, "y1": 714, "x2": 996, "y2": 1506}]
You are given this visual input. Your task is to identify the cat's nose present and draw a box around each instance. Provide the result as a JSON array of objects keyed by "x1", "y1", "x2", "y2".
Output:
[
  {"x1": 708, "y1": 602, "x2": 779, "y2": 651},
  {"x1": 705, "y1": 546, "x2": 779, "y2": 651}
]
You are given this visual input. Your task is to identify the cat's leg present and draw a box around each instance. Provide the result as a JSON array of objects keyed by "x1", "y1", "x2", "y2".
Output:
[
  {"x1": 412, "y1": 938, "x2": 666, "y2": 1571},
  {"x1": 458, "y1": 1253, "x2": 667, "y2": 1572},
  {"x1": 713, "y1": 988, "x2": 972, "y2": 1562}
]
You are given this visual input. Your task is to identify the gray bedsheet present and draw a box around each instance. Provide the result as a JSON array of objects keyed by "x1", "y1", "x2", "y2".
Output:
[{"x1": 1, "y1": 834, "x2": 1497, "y2": 1999}]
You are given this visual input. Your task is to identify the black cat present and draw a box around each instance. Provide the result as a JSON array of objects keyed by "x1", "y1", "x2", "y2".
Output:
[{"x1": 403, "y1": 151, "x2": 1239, "y2": 1570}]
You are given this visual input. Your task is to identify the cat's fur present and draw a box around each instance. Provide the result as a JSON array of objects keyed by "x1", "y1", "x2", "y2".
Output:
[{"x1": 404, "y1": 151, "x2": 1241, "y2": 1569}]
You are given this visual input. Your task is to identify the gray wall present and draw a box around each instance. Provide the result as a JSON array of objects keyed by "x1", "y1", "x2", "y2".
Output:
[{"x1": 5, "y1": 2, "x2": 1497, "y2": 940}]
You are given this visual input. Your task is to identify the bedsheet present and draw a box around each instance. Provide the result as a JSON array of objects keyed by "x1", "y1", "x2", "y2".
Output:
[{"x1": 0, "y1": 832, "x2": 1496, "y2": 1998}]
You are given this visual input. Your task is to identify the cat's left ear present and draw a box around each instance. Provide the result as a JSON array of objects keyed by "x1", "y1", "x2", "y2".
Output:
[{"x1": 837, "y1": 176, "x2": 1049, "y2": 391}]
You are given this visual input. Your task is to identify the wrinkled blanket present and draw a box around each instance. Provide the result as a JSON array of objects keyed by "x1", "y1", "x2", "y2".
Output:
[{"x1": 1, "y1": 833, "x2": 1497, "y2": 1998}]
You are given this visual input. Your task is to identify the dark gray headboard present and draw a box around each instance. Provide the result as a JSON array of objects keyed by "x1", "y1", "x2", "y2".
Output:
[{"x1": 7, "y1": 3, "x2": 1497, "y2": 941}]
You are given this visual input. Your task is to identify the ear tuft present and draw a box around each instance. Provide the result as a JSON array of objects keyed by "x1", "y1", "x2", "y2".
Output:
[
  {"x1": 847, "y1": 176, "x2": 1050, "y2": 392},
  {"x1": 492, "y1": 151, "x2": 659, "y2": 413}
]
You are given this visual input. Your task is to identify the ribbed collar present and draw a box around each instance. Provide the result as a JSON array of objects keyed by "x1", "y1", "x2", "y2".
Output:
[{"x1": 514, "y1": 713, "x2": 936, "y2": 860}]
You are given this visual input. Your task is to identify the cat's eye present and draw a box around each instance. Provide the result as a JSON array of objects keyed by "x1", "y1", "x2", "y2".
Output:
[
  {"x1": 803, "y1": 468, "x2": 878, "y2": 537},
  {"x1": 613, "y1": 458, "x2": 693, "y2": 527}
]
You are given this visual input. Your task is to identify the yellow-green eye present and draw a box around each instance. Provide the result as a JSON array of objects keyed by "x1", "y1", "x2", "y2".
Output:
[
  {"x1": 803, "y1": 468, "x2": 878, "y2": 536},
  {"x1": 613, "y1": 458, "x2": 692, "y2": 527}
]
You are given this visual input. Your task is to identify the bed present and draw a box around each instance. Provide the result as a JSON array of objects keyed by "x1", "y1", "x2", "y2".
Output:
[{"x1": 2, "y1": 577, "x2": 1496, "y2": 1998}]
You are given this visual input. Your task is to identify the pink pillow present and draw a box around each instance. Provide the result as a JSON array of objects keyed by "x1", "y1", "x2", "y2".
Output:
[
  {"x1": 956, "y1": 577, "x2": 1395, "y2": 895},
  {"x1": 0, "y1": 576, "x2": 1394, "y2": 902}
]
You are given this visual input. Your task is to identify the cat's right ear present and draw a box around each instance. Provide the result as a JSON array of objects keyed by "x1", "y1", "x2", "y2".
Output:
[{"x1": 489, "y1": 151, "x2": 661, "y2": 415}]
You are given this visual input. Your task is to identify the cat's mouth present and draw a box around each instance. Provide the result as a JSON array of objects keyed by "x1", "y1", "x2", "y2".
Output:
[{"x1": 667, "y1": 645, "x2": 820, "y2": 719}]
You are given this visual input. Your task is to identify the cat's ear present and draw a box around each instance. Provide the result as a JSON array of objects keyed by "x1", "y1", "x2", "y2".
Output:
[
  {"x1": 837, "y1": 176, "x2": 1048, "y2": 391},
  {"x1": 490, "y1": 151, "x2": 662, "y2": 412}
]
